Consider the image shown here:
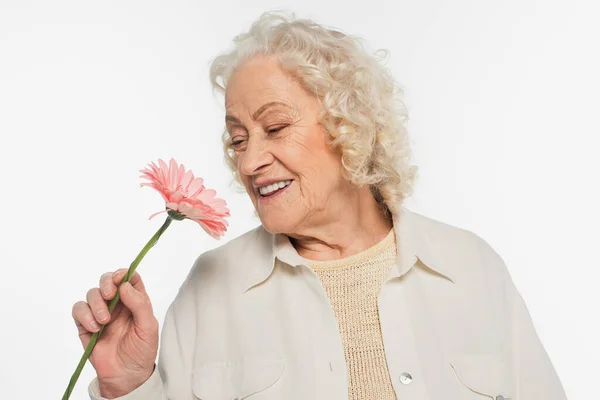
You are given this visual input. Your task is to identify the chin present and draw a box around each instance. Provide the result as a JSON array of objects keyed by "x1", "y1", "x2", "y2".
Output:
[{"x1": 258, "y1": 212, "x2": 295, "y2": 235}]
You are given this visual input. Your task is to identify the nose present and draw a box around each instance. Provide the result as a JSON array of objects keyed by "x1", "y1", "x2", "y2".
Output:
[{"x1": 238, "y1": 131, "x2": 274, "y2": 177}]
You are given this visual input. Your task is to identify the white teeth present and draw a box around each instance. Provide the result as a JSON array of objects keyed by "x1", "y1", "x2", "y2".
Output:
[{"x1": 259, "y1": 180, "x2": 291, "y2": 195}]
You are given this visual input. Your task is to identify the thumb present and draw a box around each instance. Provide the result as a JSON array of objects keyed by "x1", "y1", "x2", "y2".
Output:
[{"x1": 119, "y1": 281, "x2": 156, "y2": 334}]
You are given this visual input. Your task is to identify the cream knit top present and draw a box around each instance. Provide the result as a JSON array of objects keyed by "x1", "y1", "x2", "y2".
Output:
[{"x1": 306, "y1": 227, "x2": 397, "y2": 400}]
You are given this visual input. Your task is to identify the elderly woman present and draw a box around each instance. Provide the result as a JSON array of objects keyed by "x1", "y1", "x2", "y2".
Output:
[{"x1": 72, "y1": 11, "x2": 567, "y2": 400}]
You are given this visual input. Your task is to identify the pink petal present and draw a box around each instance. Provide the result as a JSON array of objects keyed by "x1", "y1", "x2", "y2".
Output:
[
  {"x1": 165, "y1": 201, "x2": 180, "y2": 211},
  {"x1": 181, "y1": 170, "x2": 194, "y2": 189},
  {"x1": 170, "y1": 191, "x2": 184, "y2": 204},
  {"x1": 169, "y1": 159, "x2": 178, "y2": 187},
  {"x1": 158, "y1": 159, "x2": 169, "y2": 185},
  {"x1": 148, "y1": 209, "x2": 168, "y2": 220},
  {"x1": 187, "y1": 178, "x2": 205, "y2": 198},
  {"x1": 177, "y1": 164, "x2": 186, "y2": 185},
  {"x1": 196, "y1": 188, "x2": 216, "y2": 203}
]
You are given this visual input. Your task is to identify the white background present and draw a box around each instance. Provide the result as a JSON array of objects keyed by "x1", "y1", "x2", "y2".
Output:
[{"x1": 1, "y1": 1, "x2": 598, "y2": 398}]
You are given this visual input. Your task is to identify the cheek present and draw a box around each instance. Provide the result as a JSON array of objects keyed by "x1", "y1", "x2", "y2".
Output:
[
  {"x1": 283, "y1": 132, "x2": 325, "y2": 171},
  {"x1": 299, "y1": 146, "x2": 342, "y2": 181},
  {"x1": 284, "y1": 137, "x2": 340, "y2": 186}
]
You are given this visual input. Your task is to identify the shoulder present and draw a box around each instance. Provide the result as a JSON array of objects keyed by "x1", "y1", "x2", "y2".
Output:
[
  {"x1": 178, "y1": 224, "x2": 270, "y2": 291},
  {"x1": 405, "y1": 208, "x2": 511, "y2": 283}
]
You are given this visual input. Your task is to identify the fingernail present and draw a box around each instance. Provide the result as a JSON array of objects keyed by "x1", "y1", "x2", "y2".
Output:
[
  {"x1": 97, "y1": 311, "x2": 109, "y2": 322},
  {"x1": 112, "y1": 270, "x2": 120, "y2": 278},
  {"x1": 90, "y1": 320, "x2": 100, "y2": 330}
]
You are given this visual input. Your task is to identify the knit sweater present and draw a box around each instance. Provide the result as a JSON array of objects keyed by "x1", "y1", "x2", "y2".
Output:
[{"x1": 306, "y1": 227, "x2": 397, "y2": 400}]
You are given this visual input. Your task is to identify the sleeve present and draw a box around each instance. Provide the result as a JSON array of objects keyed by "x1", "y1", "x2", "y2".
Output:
[
  {"x1": 474, "y1": 233, "x2": 568, "y2": 399},
  {"x1": 88, "y1": 363, "x2": 166, "y2": 400},
  {"x1": 87, "y1": 256, "x2": 202, "y2": 400},
  {"x1": 506, "y1": 276, "x2": 569, "y2": 399}
]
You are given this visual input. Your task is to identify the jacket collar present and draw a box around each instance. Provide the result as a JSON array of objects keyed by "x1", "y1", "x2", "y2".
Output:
[{"x1": 242, "y1": 205, "x2": 455, "y2": 294}]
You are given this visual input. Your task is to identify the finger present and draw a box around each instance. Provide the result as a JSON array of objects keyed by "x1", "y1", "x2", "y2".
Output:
[
  {"x1": 112, "y1": 269, "x2": 148, "y2": 297},
  {"x1": 119, "y1": 281, "x2": 156, "y2": 335},
  {"x1": 74, "y1": 319, "x2": 92, "y2": 348},
  {"x1": 100, "y1": 269, "x2": 145, "y2": 300},
  {"x1": 86, "y1": 288, "x2": 111, "y2": 325},
  {"x1": 72, "y1": 301, "x2": 100, "y2": 347},
  {"x1": 99, "y1": 272, "x2": 117, "y2": 300}
]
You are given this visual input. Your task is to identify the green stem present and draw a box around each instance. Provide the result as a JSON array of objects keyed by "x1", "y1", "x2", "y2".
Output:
[{"x1": 61, "y1": 214, "x2": 175, "y2": 400}]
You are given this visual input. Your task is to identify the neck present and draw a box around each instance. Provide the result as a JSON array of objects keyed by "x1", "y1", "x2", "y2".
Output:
[{"x1": 287, "y1": 186, "x2": 393, "y2": 262}]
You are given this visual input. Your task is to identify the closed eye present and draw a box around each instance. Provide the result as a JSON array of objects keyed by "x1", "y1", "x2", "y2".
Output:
[{"x1": 267, "y1": 125, "x2": 287, "y2": 134}]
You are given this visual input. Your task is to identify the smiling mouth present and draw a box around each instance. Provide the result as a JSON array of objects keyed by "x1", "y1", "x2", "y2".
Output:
[{"x1": 258, "y1": 180, "x2": 293, "y2": 198}]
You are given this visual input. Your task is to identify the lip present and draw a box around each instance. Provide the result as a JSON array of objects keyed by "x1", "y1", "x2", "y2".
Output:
[
  {"x1": 253, "y1": 178, "x2": 294, "y2": 190},
  {"x1": 257, "y1": 180, "x2": 292, "y2": 201}
]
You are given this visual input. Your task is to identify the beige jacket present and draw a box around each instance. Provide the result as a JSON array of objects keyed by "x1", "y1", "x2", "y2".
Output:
[{"x1": 89, "y1": 206, "x2": 567, "y2": 400}]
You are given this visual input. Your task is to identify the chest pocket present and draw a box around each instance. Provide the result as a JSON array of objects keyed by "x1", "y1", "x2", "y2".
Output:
[
  {"x1": 192, "y1": 357, "x2": 284, "y2": 400},
  {"x1": 449, "y1": 353, "x2": 514, "y2": 400}
]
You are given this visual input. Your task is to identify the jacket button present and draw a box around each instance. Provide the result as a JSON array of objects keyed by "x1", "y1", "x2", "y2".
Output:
[{"x1": 399, "y1": 372, "x2": 413, "y2": 384}]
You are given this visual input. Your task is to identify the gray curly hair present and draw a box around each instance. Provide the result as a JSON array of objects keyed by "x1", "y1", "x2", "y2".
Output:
[{"x1": 208, "y1": 10, "x2": 418, "y2": 219}]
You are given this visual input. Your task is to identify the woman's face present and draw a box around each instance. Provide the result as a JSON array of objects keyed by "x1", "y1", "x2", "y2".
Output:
[{"x1": 225, "y1": 55, "x2": 348, "y2": 234}]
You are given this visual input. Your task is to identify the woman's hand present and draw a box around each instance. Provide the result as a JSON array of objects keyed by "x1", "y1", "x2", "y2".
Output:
[{"x1": 71, "y1": 269, "x2": 159, "y2": 398}]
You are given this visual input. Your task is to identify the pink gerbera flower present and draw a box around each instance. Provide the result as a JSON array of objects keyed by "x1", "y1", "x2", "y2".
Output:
[{"x1": 139, "y1": 158, "x2": 230, "y2": 239}]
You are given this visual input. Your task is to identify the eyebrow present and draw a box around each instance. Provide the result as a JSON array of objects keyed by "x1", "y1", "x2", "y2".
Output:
[{"x1": 225, "y1": 101, "x2": 291, "y2": 124}]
